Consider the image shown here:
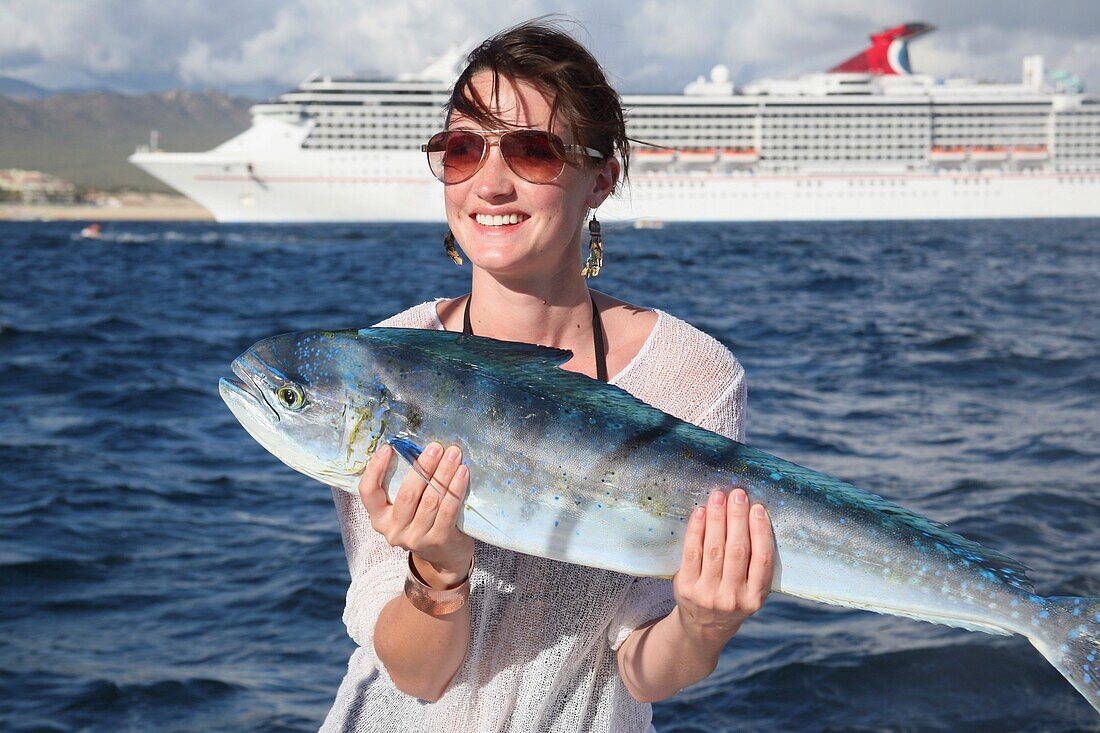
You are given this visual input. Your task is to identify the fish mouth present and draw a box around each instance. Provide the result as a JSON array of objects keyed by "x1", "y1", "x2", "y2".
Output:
[{"x1": 219, "y1": 359, "x2": 280, "y2": 422}]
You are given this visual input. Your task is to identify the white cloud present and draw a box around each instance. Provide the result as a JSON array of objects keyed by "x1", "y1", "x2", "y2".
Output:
[{"x1": 1, "y1": 0, "x2": 1098, "y2": 94}]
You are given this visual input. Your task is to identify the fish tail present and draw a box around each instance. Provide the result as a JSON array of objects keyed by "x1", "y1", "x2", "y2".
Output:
[{"x1": 1027, "y1": 595, "x2": 1100, "y2": 713}]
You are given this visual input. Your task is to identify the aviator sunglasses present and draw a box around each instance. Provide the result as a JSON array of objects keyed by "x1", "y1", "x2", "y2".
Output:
[{"x1": 422, "y1": 128, "x2": 606, "y2": 185}]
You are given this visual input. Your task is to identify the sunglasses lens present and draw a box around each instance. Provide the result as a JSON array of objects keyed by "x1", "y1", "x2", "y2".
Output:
[
  {"x1": 501, "y1": 130, "x2": 566, "y2": 183},
  {"x1": 425, "y1": 131, "x2": 485, "y2": 183}
]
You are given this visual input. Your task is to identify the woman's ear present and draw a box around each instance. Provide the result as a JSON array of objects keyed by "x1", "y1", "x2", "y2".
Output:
[{"x1": 587, "y1": 156, "x2": 621, "y2": 209}]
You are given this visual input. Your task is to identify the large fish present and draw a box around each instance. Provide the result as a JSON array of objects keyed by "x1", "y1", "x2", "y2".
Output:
[{"x1": 220, "y1": 327, "x2": 1100, "y2": 714}]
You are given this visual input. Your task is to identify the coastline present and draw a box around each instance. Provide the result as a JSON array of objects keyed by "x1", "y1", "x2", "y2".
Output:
[{"x1": 0, "y1": 193, "x2": 213, "y2": 222}]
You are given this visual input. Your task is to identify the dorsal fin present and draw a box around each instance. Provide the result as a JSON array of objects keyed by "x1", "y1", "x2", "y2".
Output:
[
  {"x1": 359, "y1": 327, "x2": 573, "y2": 369},
  {"x1": 741, "y1": 444, "x2": 1035, "y2": 591},
  {"x1": 355, "y1": 327, "x2": 687, "y2": 434}
]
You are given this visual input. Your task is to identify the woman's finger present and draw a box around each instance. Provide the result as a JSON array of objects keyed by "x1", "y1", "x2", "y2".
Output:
[
  {"x1": 430, "y1": 448, "x2": 469, "y2": 531},
  {"x1": 744, "y1": 504, "x2": 776, "y2": 604},
  {"x1": 720, "y1": 488, "x2": 752, "y2": 595},
  {"x1": 700, "y1": 489, "x2": 727, "y2": 582},
  {"x1": 358, "y1": 444, "x2": 393, "y2": 519},
  {"x1": 412, "y1": 445, "x2": 463, "y2": 533},
  {"x1": 677, "y1": 505, "x2": 706, "y2": 585},
  {"x1": 391, "y1": 442, "x2": 443, "y2": 528}
]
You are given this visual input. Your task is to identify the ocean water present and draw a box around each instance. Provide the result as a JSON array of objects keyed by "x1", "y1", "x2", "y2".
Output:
[{"x1": 1, "y1": 219, "x2": 1098, "y2": 733}]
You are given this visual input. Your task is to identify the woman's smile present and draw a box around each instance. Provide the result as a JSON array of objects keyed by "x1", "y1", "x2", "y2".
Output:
[{"x1": 470, "y1": 211, "x2": 531, "y2": 229}]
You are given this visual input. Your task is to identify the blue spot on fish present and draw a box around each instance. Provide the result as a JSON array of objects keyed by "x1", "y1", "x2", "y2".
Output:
[{"x1": 770, "y1": 472, "x2": 781, "y2": 481}]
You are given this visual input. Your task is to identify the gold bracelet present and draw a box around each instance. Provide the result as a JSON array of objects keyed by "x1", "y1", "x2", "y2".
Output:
[{"x1": 403, "y1": 553, "x2": 472, "y2": 617}]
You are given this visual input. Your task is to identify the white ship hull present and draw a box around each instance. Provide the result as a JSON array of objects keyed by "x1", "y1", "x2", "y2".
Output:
[
  {"x1": 131, "y1": 149, "x2": 1100, "y2": 222},
  {"x1": 129, "y1": 27, "x2": 1100, "y2": 223}
]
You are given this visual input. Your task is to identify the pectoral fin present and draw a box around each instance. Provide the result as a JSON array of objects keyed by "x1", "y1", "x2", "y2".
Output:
[{"x1": 386, "y1": 435, "x2": 510, "y2": 541}]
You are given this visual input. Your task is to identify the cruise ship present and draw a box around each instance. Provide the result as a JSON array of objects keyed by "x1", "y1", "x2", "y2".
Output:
[{"x1": 130, "y1": 23, "x2": 1100, "y2": 222}]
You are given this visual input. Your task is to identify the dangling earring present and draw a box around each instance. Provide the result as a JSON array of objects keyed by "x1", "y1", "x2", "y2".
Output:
[
  {"x1": 444, "y1": 230, "x2": 463, "y2": 265},
  {"x1": 582, "y1": 216, "x2": 603, "y2": 278}
]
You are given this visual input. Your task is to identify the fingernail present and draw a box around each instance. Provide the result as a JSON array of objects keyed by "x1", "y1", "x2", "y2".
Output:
[
  {"x1": 754, "y1": 505, "x2": 767, "y2": 519},
  {"x1": 693, "y1": 506, "x2": 705, "y2": 519},
  {"x1": 444, "y1": 445, "x2": 460, "y2": 462},
  {"x1": 423, "y1": 443, "x2": 442, "y2": 458},
  {"x1": 710, "y1": 490, "x2": 725, "y2": 506},
  {"x1": 456, "y1": 464, "x2": 469, "y2": 480},
  {"x1": 734, "y1": 489, "x2": 748, "y2": 505},
  {"x1": 376, "y1": 445, "x2": 390, "y2": 458}
]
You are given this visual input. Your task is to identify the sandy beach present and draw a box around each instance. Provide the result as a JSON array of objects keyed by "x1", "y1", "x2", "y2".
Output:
[{"x1": 0, "y1": 193, "x2": 213, "y2": 222}]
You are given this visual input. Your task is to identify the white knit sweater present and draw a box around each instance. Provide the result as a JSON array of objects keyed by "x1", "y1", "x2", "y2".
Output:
[{"x1": 321, "y1": 300, "x2": 746, "y2": 733}]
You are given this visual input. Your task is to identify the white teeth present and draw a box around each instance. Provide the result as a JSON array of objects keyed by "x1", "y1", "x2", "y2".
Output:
[{"x1": 475, "y1": 213, "x2": 526, "y2": 226}]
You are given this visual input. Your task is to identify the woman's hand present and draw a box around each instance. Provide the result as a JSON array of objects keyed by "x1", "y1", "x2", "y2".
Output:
[
  {"x1": 358, "y1": 442, "x2": 474, "y2": 588},
  {"x1": 673, "y1": 488, "x2": 775, "y2": 643}
]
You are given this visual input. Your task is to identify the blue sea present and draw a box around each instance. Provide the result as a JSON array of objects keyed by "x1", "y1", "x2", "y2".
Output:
[{"x1": 2, "y1": 219, "x2": 1098, "y2": 733}]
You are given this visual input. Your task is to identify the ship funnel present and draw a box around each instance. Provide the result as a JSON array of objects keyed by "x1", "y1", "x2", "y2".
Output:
[
  {"x1": 1022, "y1": 56, "x2": 1044, "y2": 90},
  {"x1": 829, "y1": 22, "x2": 935, "y2": 76}
]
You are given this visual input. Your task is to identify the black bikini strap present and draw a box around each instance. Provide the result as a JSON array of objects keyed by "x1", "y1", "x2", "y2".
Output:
[
  {"x1": 462, "y1": 293, "x2": 473, "y2": 336},
  {"x1": 461, "y1": 294, "x2": 608, "y2": 382},
  {"x1": 590, "y1": 295, "x2": 608, "y2": 382}
]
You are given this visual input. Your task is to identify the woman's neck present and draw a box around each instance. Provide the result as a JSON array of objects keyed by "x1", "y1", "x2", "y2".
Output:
[{"x1": 466, "y1": 266, "x2": 594, "y2": 348}]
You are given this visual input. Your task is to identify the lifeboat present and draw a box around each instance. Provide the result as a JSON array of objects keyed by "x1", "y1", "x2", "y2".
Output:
[
  {"x1": 929, "y1": 146, "x2": 967, "y2": 163},
  {"x1": 633, "y1": 147, "x2": 676, "y2": 165},
  {"x1": 677, "y1": 147, "x2": 718, "y2": 164},
  {"x1": 1012, "y1": 144, "x2": 1049, "y2": 161},
  {"x1": 720, "y1": 147, "x2": 760, "y2": 164},
  {"x1": 970, "y1": 146, "x2": 1009, "y2": 162}
]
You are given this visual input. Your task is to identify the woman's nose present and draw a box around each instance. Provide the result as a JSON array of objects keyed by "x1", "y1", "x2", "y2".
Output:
[{"x1": 475, "y1": 143, "x2": 516, "y2": 200}]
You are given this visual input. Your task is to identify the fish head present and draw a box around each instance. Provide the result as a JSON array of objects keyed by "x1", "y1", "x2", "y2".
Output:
[{"x1": 219, "y1": 330, "x2": 391, "y2": 492}]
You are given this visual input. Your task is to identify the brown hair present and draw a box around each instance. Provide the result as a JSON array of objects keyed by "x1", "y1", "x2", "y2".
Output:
[{"x1": 447, "y1": 18, "x2": 629, "y2": 187}]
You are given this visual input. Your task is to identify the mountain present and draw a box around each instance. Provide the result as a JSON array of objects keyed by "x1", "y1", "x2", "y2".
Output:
[
  {"x1": 0, "y1": 89, "x2": 255, "y2": 191},
  {"x1": 0, "y1": 76, "x2": 51, "y2": 99}
]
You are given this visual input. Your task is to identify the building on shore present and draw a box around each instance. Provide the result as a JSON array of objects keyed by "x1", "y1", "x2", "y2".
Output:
[{"x1": 0, "y1": 169, "x2": 78, "y2": 204}]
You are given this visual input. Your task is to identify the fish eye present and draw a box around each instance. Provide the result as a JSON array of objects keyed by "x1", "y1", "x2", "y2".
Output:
[{"x1": 276, "y1": 384, "x2": 305, "y2": 411}]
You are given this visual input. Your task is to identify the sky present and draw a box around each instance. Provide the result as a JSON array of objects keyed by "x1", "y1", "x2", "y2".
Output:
[{"x1": 1, "y1": 0, "x2": 1098, "y2": 97}]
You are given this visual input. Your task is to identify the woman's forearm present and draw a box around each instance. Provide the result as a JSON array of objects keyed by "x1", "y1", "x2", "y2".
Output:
[
  {"x1": 373, "y1": 558, "x2": 471, "y2": 702},
  {"x1": 616, "y1": 606, "x2": 734, "y2": 703},
  {"x1": 359, "y1": 444, "x2": 475, "y2": 701},
  {"x1": 619, "y1": 490, "x2": 774, "y2": 703}
]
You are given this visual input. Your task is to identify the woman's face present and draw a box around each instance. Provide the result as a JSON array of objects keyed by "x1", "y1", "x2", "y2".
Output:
[{"x1": 444, "y1": 71, "x2": 618, "y2": 280}]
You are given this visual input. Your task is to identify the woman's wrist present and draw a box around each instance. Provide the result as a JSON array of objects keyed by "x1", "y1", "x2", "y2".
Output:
[
  {"x1": 410, "y1": 551, "x2": 472, "y2": 590},
  {"x1": 671, "y1": 605, "x2": 742, "y2": 649}
]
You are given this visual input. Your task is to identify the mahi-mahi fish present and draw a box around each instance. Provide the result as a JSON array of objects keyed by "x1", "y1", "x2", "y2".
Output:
[{"x1": 219, "y1": 327, "x2": 1100, "y2": 714}]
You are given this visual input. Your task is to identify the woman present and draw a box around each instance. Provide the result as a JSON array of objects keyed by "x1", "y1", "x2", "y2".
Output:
[{"x1": 321, "y1": 20, "x2": 774, "y2": 733}]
